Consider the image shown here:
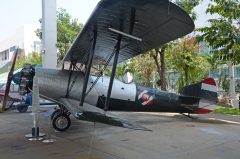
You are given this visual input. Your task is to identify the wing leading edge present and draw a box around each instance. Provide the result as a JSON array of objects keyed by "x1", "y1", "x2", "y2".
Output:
[{"x1": 63, "y1": 0, "x2": 194, "y2": 65}]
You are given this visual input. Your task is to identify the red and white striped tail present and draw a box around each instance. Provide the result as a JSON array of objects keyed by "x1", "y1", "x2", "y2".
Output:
[
  {"x1": 201, "y1": 78, "x2": 217, "y2": 92},
  {"x1": 197, "y1": 78, "x2": 217, "y2": 114},
  {"x1": 197, "y1": 99, "x2": 216, "y2": 114}
]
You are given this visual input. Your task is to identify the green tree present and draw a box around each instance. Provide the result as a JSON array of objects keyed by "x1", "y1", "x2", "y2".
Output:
[
  {"x1": 175, "y1": 0, "x2": 202, "y2": 21},
  {"x1": 115, "y1": 62, "x2": 129, "y2": 81},
  {"x1": 15, "y1": 53, "x2": 42, "y2": 70},
  {"x1": 57, "y1": 8, "x2": 83, "y2": 61},
  {"x1": 128, "y1": 53, "x2": 157, "y2": 87},
  {"x1": 150, "y1": 0, "x2": 202, "y2": 90},
  {"x1": 166, "y1": 37, "x2": 210, "y2": 91},
  {"x1": 197, "y1": 0, "x2": 240, "y2": 64},
  {"x1": 36, "y1": 8, "x2": 83, "y2": 62}
]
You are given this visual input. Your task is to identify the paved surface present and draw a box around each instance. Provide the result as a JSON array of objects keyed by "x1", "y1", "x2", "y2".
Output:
[{"x1": 0, "y1": 109, "x2": 240, "y2": 159}]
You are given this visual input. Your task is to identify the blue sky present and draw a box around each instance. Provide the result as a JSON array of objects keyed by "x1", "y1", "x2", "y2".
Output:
[{"x1": 0, "y1": 0, "x2": 213, "y2": 41}]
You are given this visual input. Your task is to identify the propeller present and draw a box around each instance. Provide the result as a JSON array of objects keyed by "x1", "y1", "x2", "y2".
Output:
[{"x1": 1, "y1": 48, "x2": 19, "y2": 112}]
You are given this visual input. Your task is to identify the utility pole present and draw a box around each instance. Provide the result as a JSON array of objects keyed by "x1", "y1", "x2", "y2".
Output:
[{"x1": 42, "y1": 0, "x2": 57, "y2": 68}]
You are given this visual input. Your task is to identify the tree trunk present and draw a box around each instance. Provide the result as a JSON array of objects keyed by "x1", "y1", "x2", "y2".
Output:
[
  {"x1": 159, "y1": 49, "x2": 166, "y2": 91},
  {"x1": 152, "y1": 51, "x2": 161, "y2": 82},
  {"x1": 153, "y1": 48, "x2": 167, "y2": 91}
]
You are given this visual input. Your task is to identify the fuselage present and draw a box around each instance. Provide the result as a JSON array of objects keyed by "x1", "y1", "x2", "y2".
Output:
[{"x1": 35, "y1": 68, "x2": 192, "y2": 113}]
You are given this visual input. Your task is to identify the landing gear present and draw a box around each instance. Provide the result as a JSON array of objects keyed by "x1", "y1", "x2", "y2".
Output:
[
  {"x1": 51, "y1": 108, "x2": 70, "y2": 120},
  {"x1": 52, "y1": 114, "x2": 71, "y2": 131},
  {"x1": 51, "y1": 105, "x2": 71, "y2": 131},
  {"x1": 51, "y1": 109, "x2": 61, "y2": 120}
]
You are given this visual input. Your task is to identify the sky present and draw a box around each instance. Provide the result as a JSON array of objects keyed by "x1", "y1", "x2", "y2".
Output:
[
  {"x1": 0, "y1": 0, "x2": 100, "y2": 41},
  {"x1": 0, "y1": 0, "x2": 215, "y2": 42}
]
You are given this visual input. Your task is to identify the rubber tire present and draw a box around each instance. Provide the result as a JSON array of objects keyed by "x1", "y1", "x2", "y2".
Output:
[
  {"x1": 17, "y1": 106, "x2": 28, "y2": 113},
  {"x1": 52, "y1": 114, "x2": 71, "y2": 132},
  {"x1": 51, "y1": 109, "x2": 61, "y2": 120}
]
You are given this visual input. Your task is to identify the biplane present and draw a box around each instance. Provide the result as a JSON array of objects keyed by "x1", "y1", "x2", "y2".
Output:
[{"x1": 2, "y1": 0, "x2": 218, "y2": 131}]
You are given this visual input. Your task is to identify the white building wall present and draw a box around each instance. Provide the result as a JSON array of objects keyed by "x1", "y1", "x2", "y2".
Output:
[
  {"x1": 0, "y1": 24, "x2": 41, "y2": 67},
  {"x1": 23, "y1": 24, "x2": 41, "y2": 56}
]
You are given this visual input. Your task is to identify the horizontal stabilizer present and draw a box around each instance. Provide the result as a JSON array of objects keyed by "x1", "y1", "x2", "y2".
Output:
[{"x1": 60, "y1": 98, "x2": 150, "y2": 131}]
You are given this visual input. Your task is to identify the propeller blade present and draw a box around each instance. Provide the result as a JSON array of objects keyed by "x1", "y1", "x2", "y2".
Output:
[{"x1": 1, "y1": 48, "x2": 19, "y2": 111}]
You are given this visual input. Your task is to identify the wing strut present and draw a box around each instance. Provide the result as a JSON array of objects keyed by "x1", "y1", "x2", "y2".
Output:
[
  {"x1": 104, "y1": 35, "x2": 122, "y2": 111},
  {"x1": 65, "y1": 61, "x2": 77, "y2": 98},
  {"x1": 79, "y1": 30, "x2": 97, "y2": 106}
]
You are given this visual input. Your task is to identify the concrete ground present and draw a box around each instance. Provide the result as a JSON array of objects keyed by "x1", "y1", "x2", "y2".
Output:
[{"x1": 0, "y1": 109, "x2": 240, "y2": 159}]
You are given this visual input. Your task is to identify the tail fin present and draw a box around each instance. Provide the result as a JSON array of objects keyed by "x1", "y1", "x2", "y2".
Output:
[
  {"x1": 180, "y1": 78, "x2": 218, "y2": 114},
  {"x1": 180, "y1": 78, "x2": 217, "y2": 102}
]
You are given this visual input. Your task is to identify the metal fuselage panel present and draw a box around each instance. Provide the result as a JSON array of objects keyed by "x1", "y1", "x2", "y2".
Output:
[
  {"x1": 36, "y1": 68, "x2": 136, "y2": 106},
  {"x1": 36, "y1": 68, "x2": 191, "y2": 113}
]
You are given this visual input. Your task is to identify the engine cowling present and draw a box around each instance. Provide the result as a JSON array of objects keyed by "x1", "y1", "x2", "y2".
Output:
[{"x1": 18, "y1": 64, "x2": 35, "y2": 95}]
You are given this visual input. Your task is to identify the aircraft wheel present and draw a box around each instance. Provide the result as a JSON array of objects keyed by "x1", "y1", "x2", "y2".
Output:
[
  {"x1": 17, "y1": 106, "x2": 28, "y2": 113},
  {"x1": 51, "y1": 109, "x2": 71, "y2": 120},
  {"x1": 51, "y1": 109, "x2": 61, "y2": 120},
  {"x1": 52, "y1": 114, "x2": 71, "y2": 132}
]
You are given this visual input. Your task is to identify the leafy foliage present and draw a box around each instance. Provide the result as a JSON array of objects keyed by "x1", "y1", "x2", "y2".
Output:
[
  {"x1": 36, "y1": 8, "x2": 83, "y2": 62},
  {"x1": 206, "y1": 0, "x2": 240, "y2": 21},
  {"x1": 128, "y1": 53, "x2": 157, "y2": 87},
  {"x1": 175, "y1": 0, "x2": 202, "y2": 21},
  {"x1": 197, "y1": 0, "x2": 240, "y2": 64},
  {"x1": 165, "y1": 37, "x2": 210, "y2": 91},
  {"x1": 147, "y1": 0, "x2": 202, "y2": 90},
  {"x1": 15, "y1": 53, "x2": 42, "y2": 70},
  {"x1": 103, "y1": 62, "x2": 130, "y2": 81},
  {"x1": 57, "y1": 8, "x2": 83, "y2": 61},
  {"x1": 115, "y1": 63, "x2": 129, "y2": 81}
]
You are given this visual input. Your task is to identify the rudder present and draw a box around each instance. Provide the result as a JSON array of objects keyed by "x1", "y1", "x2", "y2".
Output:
[{"x1": 180, "y1": 78, "x2": 217, "y2": 114}]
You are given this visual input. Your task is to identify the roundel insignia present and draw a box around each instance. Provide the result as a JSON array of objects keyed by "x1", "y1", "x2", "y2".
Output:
[{"x1": 138, "y1": 90, "x2": 154, "y2": 106}]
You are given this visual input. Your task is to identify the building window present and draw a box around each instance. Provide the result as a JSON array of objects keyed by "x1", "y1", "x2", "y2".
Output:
[
  {"x1": 10, "y1": 46, "x2": 16, "y2": 52},
  {"x1": 235, "y1": 66, "x2": 240, "y2": 78},
  {"x1": 33, "y1": 41, "x2": 41, "y2": 53},
  {"x1": 1, "y1": 50, "x2": 9, "y2": 61}
]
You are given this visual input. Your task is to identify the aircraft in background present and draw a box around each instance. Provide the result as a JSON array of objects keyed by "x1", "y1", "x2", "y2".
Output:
[
  {"x1": 3, "y1": 0, "x2": 217, "y2": 131},
  {"x1": 0, "y1": 68, "x2": 23, "y2": 100},
  {"x1": 0, "y1": 82, "x2": 20, "y2": 99},
  {"x1": 0, "y1": 82, "x2": 22, "y2": 110}
]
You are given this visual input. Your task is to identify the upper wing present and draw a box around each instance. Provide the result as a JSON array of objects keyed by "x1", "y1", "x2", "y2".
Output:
[{"x1": 63, "y1": 0, "x2": 194, "y2": 65}]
